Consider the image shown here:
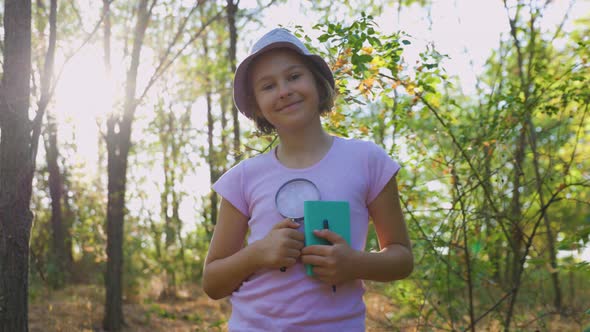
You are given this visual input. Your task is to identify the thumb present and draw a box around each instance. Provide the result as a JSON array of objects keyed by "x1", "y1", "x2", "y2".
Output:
[
  {"x1": 313, "y1": 229, "x2": 346, "y2": 245},
  {"x1": 272, "y1": 218, "x2": 300, "y2": 230}
]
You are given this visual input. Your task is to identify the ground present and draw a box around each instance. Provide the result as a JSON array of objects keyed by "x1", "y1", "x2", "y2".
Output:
[
  {"x1": 29, "y1": 283, "x2": 399, "y2": 331},
  {"x1": 28, "y1": 283, "x2": 587, "y2": 331}
]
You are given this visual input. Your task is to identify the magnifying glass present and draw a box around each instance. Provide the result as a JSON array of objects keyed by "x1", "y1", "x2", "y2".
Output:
[{"x1": 275, "y1": 178, "x2": 321, "y2": 272}]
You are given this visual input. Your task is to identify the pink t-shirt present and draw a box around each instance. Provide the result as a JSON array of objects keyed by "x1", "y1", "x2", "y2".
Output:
[{"x1": 212, "y1": 136, "x2": 400, "y2": 332}]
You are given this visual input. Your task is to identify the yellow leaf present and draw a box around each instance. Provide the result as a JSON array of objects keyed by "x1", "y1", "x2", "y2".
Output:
[
  {"x1": 330, "y1": 112, "x2": 345, "y2": 127},
  {"x1": 370, "y1": 56, "x2": 386, "y2": 67},
  {"x1": 362, "y1": 77, "x2": 375, "y2": 89},
  {"x1": 361, "y1": 46, "x2": 374, "y2": 55},
  {"x1": 332, "y1": 56, "x2": 348, "y2": 70},
  {"x1": 427, "y1": 96, "x2": 441, "y2": 108}
]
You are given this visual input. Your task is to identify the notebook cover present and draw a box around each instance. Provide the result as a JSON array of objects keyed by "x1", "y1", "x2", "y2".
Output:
[{"x1": 303, "y1": 200, "x2": 351, "y2": 276}]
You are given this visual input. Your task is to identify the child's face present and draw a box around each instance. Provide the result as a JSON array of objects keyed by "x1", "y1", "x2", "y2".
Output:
[{"x1": 249, "y1": 49, "x2": 320, "y2": 132}]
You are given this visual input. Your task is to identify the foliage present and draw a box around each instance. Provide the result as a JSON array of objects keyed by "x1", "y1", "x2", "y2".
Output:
[
  {"x1": 17, "y1": 0, "x2": 590, "y2": 330},
  {"x1": 306, "y1": 5, "x2": 590, "y2": 330}
]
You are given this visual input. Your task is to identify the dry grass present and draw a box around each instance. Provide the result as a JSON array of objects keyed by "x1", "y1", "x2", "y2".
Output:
[
  {"x1": 29, "y1": 283, "x2": 399, "y2": 331},
  {"x1": 29, "y1": 283, "x2": 588, "y2": 331},
  {"x1": 29, "y1": 284, "x2": 231, "y2": 332}
]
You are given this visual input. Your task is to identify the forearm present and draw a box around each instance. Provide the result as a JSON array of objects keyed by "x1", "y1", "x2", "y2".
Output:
[
  {"x1": 202, "y1": 243, "x2": 262, "y2": 300},
  {"x1": 351, "y1": 244, "x2": 413, "y2": 282}
]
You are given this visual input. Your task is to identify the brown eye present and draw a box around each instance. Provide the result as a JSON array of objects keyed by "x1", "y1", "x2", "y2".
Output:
[{"x1": 261, "y1": 83, "x2": 274, "y2": 91}]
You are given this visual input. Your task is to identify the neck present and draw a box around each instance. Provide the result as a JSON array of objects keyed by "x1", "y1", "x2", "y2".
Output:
[{"x1": 275, "y1": 120, "x2": 333, "y2": 168}]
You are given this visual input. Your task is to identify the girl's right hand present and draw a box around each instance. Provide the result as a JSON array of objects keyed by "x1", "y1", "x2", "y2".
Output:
[{"x1": 254, "y1": 218, "x2": 304, "y2": 270}]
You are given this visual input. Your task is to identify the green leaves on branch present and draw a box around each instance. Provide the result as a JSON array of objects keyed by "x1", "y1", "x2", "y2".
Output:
[{"x1": 292, "y1": 12, "x2": 447, "y2": 142}]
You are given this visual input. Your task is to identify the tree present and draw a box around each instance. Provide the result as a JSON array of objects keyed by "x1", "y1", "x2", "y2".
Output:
[
  {"x1": 309, "y1": 4, "x2": 589, "y2": 329},
  {"x1": 102, "y1": 0, "x2": 150, "y2": 328},
  {"x1": 101, "y1": 1, "x2": 224, "y2": 328},
  {"x1": 227, "y1": 0, "x2": 240, "y2": 159},
  {"x1": 0, "y1": 0, "x2": 36, "y2": 330},
  {"x1": 35, "y1": 0, "x2": 68, "y2": 289}
]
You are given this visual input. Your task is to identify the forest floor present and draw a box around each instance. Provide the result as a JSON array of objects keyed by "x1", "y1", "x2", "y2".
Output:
[
  {"x1": 29, "y1": 282, "x2": 588, "y2": 331},
  {"x1": 29, "y1": 282, "x2": 401, "y2": 332}
]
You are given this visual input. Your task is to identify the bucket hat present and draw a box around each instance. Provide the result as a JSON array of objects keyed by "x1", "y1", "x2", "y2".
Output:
[{"x1": 233, "y1": 28, "x2": 335, "y2": 119}]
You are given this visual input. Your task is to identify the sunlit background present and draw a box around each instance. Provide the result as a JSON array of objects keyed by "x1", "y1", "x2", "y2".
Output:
[
  {"x1": 5, "y1": 0, "x2": 585, "y2": 329},
  {"x1": 47, "y1": 1, "x2": 590, "y2": 264}
]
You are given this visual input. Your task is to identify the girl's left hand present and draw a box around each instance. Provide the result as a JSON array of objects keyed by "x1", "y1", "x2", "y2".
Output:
[{"x1": 300, "y1": 229, "x2": 358, "y2": 285}]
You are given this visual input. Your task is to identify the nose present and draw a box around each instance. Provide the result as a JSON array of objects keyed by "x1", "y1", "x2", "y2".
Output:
[{"x1": 278, "y1": 81, "x2": 292, "y2": 99}]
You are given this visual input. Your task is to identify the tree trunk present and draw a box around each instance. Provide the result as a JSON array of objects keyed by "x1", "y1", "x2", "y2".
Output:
[
  {"x1": 39, "y1": 0, "x2": 65, "y2": 289},
  {"x1": 202, "y1": 33, "x2": 218, "y2": 231},
  {"x1": 0, "y1": 0, "x2": 33, "y2": 330},
  {"x1": 103, "y1": 153, "x2": 127, "y2": 330},
  {"x1": 227, "y1": 0, "x2": 240, "y2": 159},
  {"x1": 527, "y1": 115, "x2": 562, "y2": 311},
  {"x1": 45, "y1": 113, "x2": 67, "y2": 288},
  {"x1": 103, "y1": 0, "x2": 150, "y2": 329},
  {"x1": 62, "y1": 173, "x2": 74, "y2": 272}
]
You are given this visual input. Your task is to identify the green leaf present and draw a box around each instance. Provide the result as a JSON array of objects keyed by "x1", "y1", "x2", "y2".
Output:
[
  {"x1": 470, "y1": 241, "x2": 482, "y2": 254},
  {"x1": 402, "y1": 40, "x2": 411, "y2": 45},
  {"x1": 318, "y1": 34, "x2": 330, "y2": 43}
]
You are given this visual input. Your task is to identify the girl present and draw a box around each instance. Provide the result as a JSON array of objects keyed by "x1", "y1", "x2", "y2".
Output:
[{"x1": 202, "y1": 28, "x2": 413, "y2": 331}]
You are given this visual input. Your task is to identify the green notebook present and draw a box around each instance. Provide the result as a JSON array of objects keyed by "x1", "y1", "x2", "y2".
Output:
[{"x1": 303, "y1": 200, "x2": 351, "y2": 276}]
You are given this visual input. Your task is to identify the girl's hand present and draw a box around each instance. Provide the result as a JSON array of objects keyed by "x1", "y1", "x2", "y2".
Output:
[
  {"x1": 254, "y1": 218, "x2": 305, "y2": 270},
  {"x1": 301, "y1": 229, "x2": 358, "y2": 285}
]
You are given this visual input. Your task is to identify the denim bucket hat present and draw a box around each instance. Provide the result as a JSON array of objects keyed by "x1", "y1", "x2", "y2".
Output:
[{"x1": 233, "y1": 28, "x2": 335, "y2": 119}]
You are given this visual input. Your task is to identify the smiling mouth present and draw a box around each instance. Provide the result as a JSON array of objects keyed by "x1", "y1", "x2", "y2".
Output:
[{"x1": 277, "y1": 100, "x2": 302, "y2": 112}]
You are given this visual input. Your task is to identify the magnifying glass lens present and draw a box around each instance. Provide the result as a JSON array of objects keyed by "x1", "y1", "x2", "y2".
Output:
[
  {"x1": 274, "y1": 178, "x2": 320, "y2": 273},
  {"x1": 275, "y1": 179, "x2": 320, "y2": 220}
]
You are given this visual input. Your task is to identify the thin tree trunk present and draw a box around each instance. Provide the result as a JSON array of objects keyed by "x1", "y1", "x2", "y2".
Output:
[
  {"x1": 202, "y1": 32, "x2": 218, "y2": 231},
  {"x1": 162, "y1": 126, "x2": 173, "y2": 247},
  {"x1": 506, "y1": 126, "x2": 525, "y2": 285},
  {"x1": 39, "y1": 0, "x2": 65, "y2": 290},
  {"x1": 103, "y1": 153, "x2": 127, "y2": 330},
  {"x1": 451, "y1": 167, "x2": 476, "y2": 331},
  {"x1": 0, "y1": 0, "x2": 33, "y2": 330},
  {"x1": 103, "y1": 0, "x2": 150, "y2": 330},
  {"x1": 527, "y1": 115, "x2": 562, "y2": 310},
  {"x1": 62, "y1": 172, "x2": 74, "y2": 272},
  {"x1": 227, "y1": 0, "x2": 240, "y2": 159},
  {"x1": 45, "y1": 113, "x2": 67, "y2": 287},
  {"x1": 160, "y1": 110, "x2": 177, "y2": 295}
]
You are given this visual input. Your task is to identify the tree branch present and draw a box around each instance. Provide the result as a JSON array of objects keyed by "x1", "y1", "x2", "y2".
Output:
[{"x1": 136, "y1": 7, "x2": 225, "y2": 104}]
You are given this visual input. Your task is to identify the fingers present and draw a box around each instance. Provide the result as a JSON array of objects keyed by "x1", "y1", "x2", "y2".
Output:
[
  {"x1": 301, "y1": 243, "x2": 332, "y2": 256},
  {"x1": 279, "y1": 256, "x2": 298, "y2": 269},
  {"x1": 275, "y1": 219, "x2": 304, "y2": 242},
  {"x1": 301, "y1": 255, "x2": 338, "y2": 283},
  {"x1": 284, "y1": 238, "x2": 305, "y2": 250},
  {"x1": 311, "y1": 229, "x2": 346, "y2": 244},
  {"x1": 263, "y1": 219, "x2": 305, "y2": 270},
  {"x1": 272, "y1": 218, "x2": 301, "y2": 230},
  {"x1": 284, "y1": 247, "x2": 302, "y2": 259},
  {"x1": 273, "y1": 247, "x2": 301, "y2": 268},
  {"x1": 301, "y1": 242, "x2": 354, "y2": 285},
  {"x1": 301, "y1": 253, "x2": 329, "y2": 267}
]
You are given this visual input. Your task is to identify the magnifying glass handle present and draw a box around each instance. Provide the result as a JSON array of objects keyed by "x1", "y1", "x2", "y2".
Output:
[{"x1": 279, "y1": 218, "x2": 302, "y2": 273}]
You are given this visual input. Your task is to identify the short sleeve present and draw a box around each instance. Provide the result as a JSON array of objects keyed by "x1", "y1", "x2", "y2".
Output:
[
  {"x1": 366, "y1": 142, "x2": 401, "y2": 205},
  {"x1": 212, "y1": 162, "x2": 250, "y2": 217}
]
